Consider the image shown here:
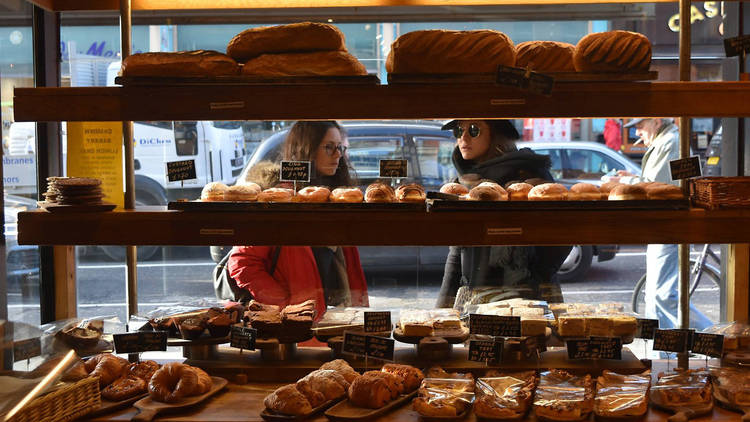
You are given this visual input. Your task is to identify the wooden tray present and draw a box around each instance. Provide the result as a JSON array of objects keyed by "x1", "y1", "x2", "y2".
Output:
[
  {"x1": 536, "y1": 411, "x2": 593, "y2": 422},
  {"x1": 418, "y1": 407, "x2": 471, "y2": 422},
  {"x1": 39, "y1": 201, "x2": 116, "y2": 213},
  {"x1": 426, "y1": 199, "x2": 689, "y2": 212},
  {"x1": 168, "y1": 200, "x2": 426, "y2": 212},
  {"x1": 713, "y1": 388, "x2": 750, "y2": 421},
  {"x1": 131, "y1": 376, "x2": 228, "y2": 422},
  {"x1": 387, "y1": 71, "x2": 657, "y2": 84},
  {"x1": 116, "y1": 75, "x2": 381, "y2": 86},
  {"x1": 261, "y1": 397, "x2": 345, "y2": 422},
  {"x1": 393, "y1": 325, "x2": 470, "y2": 345},
  {"x1": 89, "y1": 393, "x2": 148, "y2": 417},
  {"x1": 475, "y1": 411, "x2": 526, "y2": 422},
  {"x1": 324, "y1": 390, "x2": 418, "y2": 421},
  {"x1": 649, "y1": 389, "x2": 713, "y2": 422}
]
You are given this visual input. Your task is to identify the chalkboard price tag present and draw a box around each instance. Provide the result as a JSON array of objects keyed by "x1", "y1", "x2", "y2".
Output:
[
  {"x1": 364, "y1": 312, "x2": 391, "y2": 333},
  {"x1": 229, "y1": 325, "x2": 256, "y2": 350},
  {"x1": 468, "y1": 338, "x2": 504, "y2": 363},
  {"x1": 636, "y1": 318, "x2": 659, "y2": 339},
  {"x1": 653, "y1": 329, "x2": 690, "y2": 353},
  {"x1": 379, "y1": 160, "x2": 408, "y2": 178},
  {"x1": 669, "y1": 156, "x2": 702, "y2": 180},
  {"x1": 496, "y1": 65, "x2": 554, "y2": 96},
  {"x1": 470, "y1": 314, "x2": 521, "y2": 337},
  {"x1": 343, "y1": 332, "x2": 367, "y2": 356},
  {"x1": 13, "y1": 338, "x2": 42, "y2": 362},
  {"x1": 166, "y1": 160, "x2": 197, "y2": 182},
  {"x1": 566, "y1": 337, "x2": 622, "y2": 360},
  {"x1": 366, "y1": 335, "x2": 395, "y2": 361},
  {"x1": 691, "y1": 332, "x2": 724, "y2": 358},
  {"x1": 280, "y1": 161, "x2": 311, "y2": 182},
  {"x1": 724, "y1": 34, "x2": 750, "y2": 57},
  {"x1": 113, "y1": 331, "x2": 167, "y2": 354}
]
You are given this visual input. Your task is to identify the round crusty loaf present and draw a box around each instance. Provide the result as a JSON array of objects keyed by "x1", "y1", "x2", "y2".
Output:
[
  {"x1": 515, "y1": 41, "x2": 575, "y2": 72},
  {"x1": 121, "y1": 50, "x2": 240, "y2": 77},
  {"x1": 608, "y1": 184, "x2": 647, "y2": 200},
  {"x1": 528, "y1": 183, "x2": 567, "y2": 201},
  {"x1": 241, "y1": 51, "x2": 367, "y2": 77},
  {"x1": 386, "y1": 29, "x2": 516, "y2": 74},
  {"x1": 574, "y1": 30, "x2": 652, "y2": 73},
  {"x1": 227, "y1": 22, "x2": 346, "y2": 62}
]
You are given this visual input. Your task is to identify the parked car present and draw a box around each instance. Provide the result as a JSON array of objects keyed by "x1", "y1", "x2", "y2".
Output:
[
  {"x1": 4, "y1": 194, "x2": 40, "y2": 298},
  {"x1": 213, "y1": 122, "x2": 627, "y2": 283}
]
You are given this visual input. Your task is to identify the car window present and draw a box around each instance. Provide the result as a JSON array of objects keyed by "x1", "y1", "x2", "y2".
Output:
[
  {"x1": 347, "y1": 136, "x2": 404, "y2": 181},
  {"x1": 534, "y1": 149, "x2": 563, "y2": 180},
  {"x1": 563, "y1": 149, "x2": 624, "y2": 180},
  {"x1": 414, "y1": 137, "x2": 457, "y2": 187}
]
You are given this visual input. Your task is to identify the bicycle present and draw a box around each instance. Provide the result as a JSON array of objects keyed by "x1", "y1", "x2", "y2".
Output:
[{"x1": 631, "y1": 244, "x2": 722, "y2": 314}]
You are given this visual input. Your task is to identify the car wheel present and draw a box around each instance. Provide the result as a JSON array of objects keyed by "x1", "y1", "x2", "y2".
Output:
[{"x1": 557, "y1": 245, "x2": 593, "y2": 282}]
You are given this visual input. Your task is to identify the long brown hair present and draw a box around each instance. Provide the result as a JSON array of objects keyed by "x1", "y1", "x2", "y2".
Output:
[{"x1": 282, "y1": 121, "x2": 356, "y2": 188}]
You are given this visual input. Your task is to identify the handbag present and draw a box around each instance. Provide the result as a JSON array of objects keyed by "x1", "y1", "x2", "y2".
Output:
[{"x1": 213, "y1": 246, "x2": 281, "y2": 303}]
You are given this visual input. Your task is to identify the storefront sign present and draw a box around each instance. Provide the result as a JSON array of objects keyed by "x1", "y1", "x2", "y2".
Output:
[
  {"x1": 66, "y1": 122, "x2": 124, "y2": 208},
  {"x1": 670, "y1": 156, "x2": 702, "y2": 180},
  {"x1": 691, "y1": 332, "x2": 723, "y2": 358},
  {"x1": 667, "y1": 2, "x2": 721, "y2": 33},
  {"x1": 496, "y1": 65, "x2": 554, "y2": 96},
  {"x1": 635, "y1": 318, "x2": 659, "y2": 339},
  {"x1": 280, "y1": 161, "x2": 311, "y2": 182},
  {"x1": 468, "y1": 338, "x2": 503, "y2": 363},
  {"x1": 229, "y1": 326, "x2": 256, "y2": 350},
  {"x1": 364, "y1": 311, "x2": 391, "y2": 333},
  {"x1": 113, "y1": 331, "x2": 167, "y2": 354},
  {"x1": 566, "y1": 337, "x2": 622, "y2": 360},
  {"x1": 379, "y1": 160, "x2": 407, "y2": 178},
  {"x1": 470, "y1": 314, "x2": 521, "y2": 337},
  {"x1": 166, "y1": 160, "x2": 197, "y2": 182}
]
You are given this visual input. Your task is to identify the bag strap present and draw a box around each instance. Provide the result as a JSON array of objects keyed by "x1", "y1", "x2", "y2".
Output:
[{"x1": 269, "y1": 246, "x2": 282, "y2": 275}]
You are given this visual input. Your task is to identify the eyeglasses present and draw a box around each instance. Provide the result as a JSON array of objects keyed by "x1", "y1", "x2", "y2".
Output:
[
  {"x1": 324, "y1": 143, "x2": 348, "y2": 156},
  {"x1": 453, "y1": 124, "x2": 481, "y2": 139}
]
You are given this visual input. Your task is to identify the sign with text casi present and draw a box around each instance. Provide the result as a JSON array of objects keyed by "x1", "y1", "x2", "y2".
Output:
[{"x1": 67, "y1": 122, "x2": 124, "y2": 208}]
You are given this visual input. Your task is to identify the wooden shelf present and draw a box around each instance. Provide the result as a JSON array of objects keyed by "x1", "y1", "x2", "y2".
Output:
[
  {"x1": 17, "y1": 207, "x2": 750, "y2": 246},
  {"x1": 13, "y1": 81, "x2": 750, "y2": 122}
]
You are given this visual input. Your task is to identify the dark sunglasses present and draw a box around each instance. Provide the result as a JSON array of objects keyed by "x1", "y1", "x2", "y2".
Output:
[
  {"x1": 324, "y1": 143, "x2": 348, "y2": 156},
  {"x1": 453, "y1": 124, "x2": 481, "y2": 139}
]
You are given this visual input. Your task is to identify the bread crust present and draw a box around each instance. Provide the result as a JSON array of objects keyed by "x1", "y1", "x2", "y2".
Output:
[
  {"x1": 386, "y1": 30, "x2": 516, "y2": 74},
  {"x1": 574, "y1": 30, "x2": 652, "y2": 73},
  {"x1": 242, "y1": 51, "x2": 367, "y2": 77},
  {"x1": 568, "y1": 183, "x2": 601, "y2": 201},
  {"x1": 440, "y1": 182, "x2": 469, "y2": 196},
  {"x1": 121, "y1": 51, "x2": 240, "y2": 77},
  {"x1": 506, "y1": 182, "x2": 533, "y2": 200},
  {"x1": 258, "y1": 188, "x2": 294, "y2": 202},
  {"x1": 646, "y1": 184, "x2": 684, "y2": 200},
  {"x1": 296, "y1": 186, "x2": 331, "y2": 203},
  {"x1": 264, "y1": 384, "x2": 313, "y2": 416},
  {"x1": 227, "y1": 22, "x2": 346, "y2": 62},
  {"x1": 469, "y1": 182, "x2": 508, "y2": 201},
  {"x1": 516, "y1": 41, "x2": 575, "y2": 72},
  {"x1": 365, "y1": 183, "x2": 396, "y2": 203},
  {"x1": 395, "y1": 183, "x2": 426, "y2": 202},
  {"x1": 608, "y1": 184, "x2": 647, "y2": 200},
  {"x1": 528, "y1": 183, "x2": 568, "y2": 201}
]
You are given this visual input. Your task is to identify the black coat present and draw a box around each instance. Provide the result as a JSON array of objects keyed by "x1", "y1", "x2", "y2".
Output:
[{"x1": 436, "y1": 147, "x2": 572, "y2": 308}]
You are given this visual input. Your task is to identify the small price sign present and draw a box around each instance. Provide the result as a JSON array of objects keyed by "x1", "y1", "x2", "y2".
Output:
[
  {"x1": 364, "y1": 312, "x2": 391, "y2": 333},
  {"x1": 366, "y1": 336, "x2": 395, "y2": 361},
  {"x1": 636, "y1": 318, "x2": 659, "y2": 340},
  {"x1": 230, "y1": 325, "x2": 256, "y2": 350},
  {"x1": 166, "y1": 160, "x2": 197, "y2": 182},
  {"x1": 379, "y1": 160, "x2": 408, "y2": 178},
  {"x1": 691, "y1": 332, "x2": 724, "y2": 358},
  {"x1": 113, "y1": 331, "x2": 168, "y2": 354},
  {"x1": 653, "y1": 329, "x2": 690, "y2": 353},
  {"x1": 669, "y1": 156, "x2": 702, "y2": 180},
  {"x1": 343, "y1": 332, "x2": 367, "y2": 356},
  {"x1": 470, "y1": 314, "x2": 521, "y2": 337},
  {"x1": 280, "y1": 161, "x2": 311, "y2": 182},
  {"x1": 13, "y1": 338, "x2": 42, "y2": 362},
  {"x1": 724, "y1": 34, "x2": 750, "y2": 57},
  {"x1": 496, "y1": 65, "x2": 554, "y2": 96},
  {"x1": 566, "y1": 337, "x2": 622, "y2": 360},
  {"x1": 468, "y1": 338, "x2": 504, "y2": 363}
]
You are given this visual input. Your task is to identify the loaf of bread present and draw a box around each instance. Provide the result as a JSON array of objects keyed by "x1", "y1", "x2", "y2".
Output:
[
  {"x1": 515, "y1": 41, "x2": 575, "y2": 72},
  {"x1": 227, "y1": 22, "x2": 346, "y2": 62},
  {"x1": 120, "y1": 50, "x2": 240, "y2": 77},
  {"x1": 386, "y1": 29, "x2": 516, "y2": 74},
  {"x1": 241, "y1": 51, "x2": 367, "y2": 77},
  {"x1": 574, "y1": 30, "x2": 652, "y2": 73}
]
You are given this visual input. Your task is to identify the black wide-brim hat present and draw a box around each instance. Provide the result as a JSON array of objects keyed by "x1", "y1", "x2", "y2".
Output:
[{"x1": 441, "y1": 119, "x2": 520, "y2": 140}]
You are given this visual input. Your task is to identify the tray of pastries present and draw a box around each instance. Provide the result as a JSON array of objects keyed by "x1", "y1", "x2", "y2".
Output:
[
  {"x1": 549, "y1": 303, "x2": 637, "y2": 344},
  {"x1": 474, "y1": 370, "x2": 537, "y2": 421},
  {"x1": 470, "y1": 299, "x2": 553, "y2": 339},
  {"x1": 146, "y1": 305, "x2": 243, "y2": 343},
  {"x1": 394, "y1": 309, "x2": 469, "y2": 344},
  {"x1": 312, "y1": 308, "x2": 391, "y2": 341},
  {"x1": 412, "y1": 372, "x2": 476, "y2": 421},
  {"x1": 594, "y1": 370, "x2": 651, "y2": 421},
  {"x1": 703, "y1": 321, "x2": 750, "y2": 354},
  {"x1": 533, "y1": 370, "x2": 595, "y2": 422},
  {"x1": 649, "y1": 370, "x2": 713, "y2": 421},
  {"x1": 325, "y1": 364, "x2": 425, "y2": 421},
  {"x1": 709, "y1": 367, "x2": 750, "y2": 418}
]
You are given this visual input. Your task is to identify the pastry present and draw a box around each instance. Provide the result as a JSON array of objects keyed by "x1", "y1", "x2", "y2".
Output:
[
  {"x1": 469, "y1": 181, "x2": 508, "y2": 201},
  {"x1": 653, "y1": 370, "x2": 712, "y2": 406},
  {"x1": 399, "y1": 310, "x2": 434, "y2": 337},
  {"x1": 125, "y1": 360, "x2": 160, "y2": 382},
  {"x1": 574, "y1": 30, "x2": 652, "y2": 73},
  {"x1": 595, "y1": 371, "x2": 650, "y2": 418},
  {"x1": 611, "y1": 316, "x2": 637, "y2": 337},
  {"x1": 224, "y1": 184, "x2": 260, "y2": 201},
  {"x1": 711, "y1": 367, "x2": 750, "y2": 406},
  {"x1": 248, "y1": 310, "x2": 282, "y2": 338},
  {"x1": 121, "y1": 50, "x2": 240, "y2": 77},
  {"x1": 521, "y1": 318, "x2": 548, "y2": 337},
  {"x1": 331, "y1": 187, "x2": 364, "y2": 203},
  {"x1": 412, "y1": 377, "x2": 475, "y2": 417},
  {"x1": 148, "y1": 362, "x2": 201, "y2": 403},
  {"x1": 395, "y1": 183, "x2": 426, "y2": 202},
  {"x1": 646, "y1": 183, "x2": 684, "y2": 199},
  {"x1": 382, "y1": 364, "x2": 424, "y2": 392},
  {"x1": 608, "y1": 184, "x2": 647, "y2": 200},
  {"x1": 258, "y1": 187, "x2": 294, "y2": 202},
  {"x1": 207, "y1": 313, "x2": 232, "y2": 337},
  {"x1": 474, "y1": 372, "x2": 537, "y2": 419},
  {"x1": 242, "y1": 51, "x2": 367, "y2": 77},
  {"x1": 227, "y1": 22, "x2": 346, "y2": 62},
  {"x1": 85, "y1": 353, "x2": 129, "y2": 387},
  {"x1": 320, "y1": 359, "x2": 360, "y2": 383},
  {"x1": 534, "y1": 370, "x2": 594, "y2": 421},
  {"x1": 56, "y1": 320, "x2": 103, "y2": 350},
  {"x1": 440, "y1": 182, "x2": 469, "y2": 196},
  {"x1": 296, "y1": 186, "x2": 331, "y2": 203},
  {"x1": 528, "y1": 183, "x2": 567, "y2": 201},
  {"x1": 348, "y1": 371, "x2": 401, "y2": 408},
  {"x1": 567, "y1": 183, "x2": 601, "y2": 201},
  {"x1": 365, "y1": 183, "x2": 396, "y2": 203},
  {"x1": 599, "y1": 181, "x2": 622, "y2": 199},
  {"x1": 178, "y1": 317, "x2": 206, "y2": 340},
  {"x1": 102, "y1": 375, "x2": 147, "y2": 401},
  {"x1": 430, "y1": 309, "x2": 462, "y2": 330},
  {"x1": 515, "y1": 41, "x2": 576, "y2": 72},
  {"x1": 507, "y1": 182, "x2": 534, "y2": 200},
  {"x1": 264, "y1": 384, "x2": 313, "y2": 416}
]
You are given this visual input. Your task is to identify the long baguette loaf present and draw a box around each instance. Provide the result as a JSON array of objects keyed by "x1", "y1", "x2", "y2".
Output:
[
  {"x1": 515, "y1": 41, "x2": 575, "y2": 72},
  {"x1": 120, "y1": 50, "x2": 240, "y2": 77},
  {"x1": 386, "y1": 29, "x2": 516, "y2": 74},
  {"x1": 227, "y1": 22, "x2": 346, "y2": 62},
  {"x1": 241, "y1": 51, "x2": 367, "y2": 76},
  {"x1": 574, "y1": 30, "x2": 652, "y2": 72}
]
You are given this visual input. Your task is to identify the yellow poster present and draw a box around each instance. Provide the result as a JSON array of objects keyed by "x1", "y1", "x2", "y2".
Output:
[{"x1": 66, "y1": 121, "x2": 124, "y2": 209}]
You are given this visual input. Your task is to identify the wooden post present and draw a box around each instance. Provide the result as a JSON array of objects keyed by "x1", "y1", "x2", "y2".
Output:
[
  {"x1": 727, "y1": 244, "x2": 750, "y2": 323},
  {"x1": 677, "y1": 0, "x2": 691, "y2": 370},
  {"x1": 53, "y1": 246, "x2": 76, "y2": 320}
]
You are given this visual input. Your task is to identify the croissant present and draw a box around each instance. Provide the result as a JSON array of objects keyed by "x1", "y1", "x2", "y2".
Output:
[
  {"x1": 85, "y1": 353, "x2": 129, "y2": 387},
  {"x1": 148, "y1": 362, "x2": 200, "y2": 403}
]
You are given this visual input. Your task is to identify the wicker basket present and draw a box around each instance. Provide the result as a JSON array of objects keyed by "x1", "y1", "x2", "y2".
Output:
[
  {"x1": 6, "y1": 376, "x2": 101, "y2": 422},
  {"x1": 691, "y1": 176, "x2": 750, "y2": 210}
]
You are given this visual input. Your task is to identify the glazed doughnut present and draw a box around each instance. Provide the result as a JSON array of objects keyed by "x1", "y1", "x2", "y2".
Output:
[
  {"x1": 224, "y1": 184, "x2": 260, "y2": 201},
  {"x1": 608, "y1": 184, "x2": 647, "y2": 200},
  {"x1": 395, "y1": 183, "x2": 426, "y2": 202},
  {"x1": 257, "y1": 187, "x2": 294, "y2": 203},
  {"x1": 296, "y1": 186, "x2": 331, "y2": 203},
  {"x1": 528, "y1": 183, "x2": 567, "y2": 201},
  {"x1": 85, "y1": 353, "x2": 129, "y2": 387},
  {"x1": 148, "y1": 362, "x2": 200, "y2": 403},
  {"x1": 331, "y1": 187, "x2": 364, "y2": 203},
  {"x1": 439, "y1": 183, "x2": 469, "y2": 196},
  {"x1": 506, "y1": 182, "x2": 533, "y2": 200},
  {"x1": 468, "y1": 182, "x2": 508, "y2": 201},
  {"x1": 365, "y1": 183, "x2": 395, "y2": 203},
  {"x1": 568, "y1": 182, "x2": 601, "y2": 201},
  {"x1": 646, "y1": 183, "x2": 684, "y2": 200}
]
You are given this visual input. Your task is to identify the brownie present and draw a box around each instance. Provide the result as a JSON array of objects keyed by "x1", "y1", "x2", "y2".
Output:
[
  {"x1": 281, "y1": 302, "x2": 314, "y2": 340},
  {"x1": 207, "y1": 313, "x2": 232, "y2": 337},
  {"x1": 249, "y1": 310, "x2": 282, "y2": 338},
  {"x1": 246, "y1": 300, "x2": 281, "y2": 313}
]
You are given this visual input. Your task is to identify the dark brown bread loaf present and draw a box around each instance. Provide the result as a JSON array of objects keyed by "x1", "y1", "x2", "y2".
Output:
[
  {"x1": 574, "y1": 30, "x2": 652, "y2": 72},
  {"x1": 227, "y1": 22, "x2": 346, "y2": 62},
  {"x1": 386, "y1": 29, "x2": 516, "y2": 74},
  {"x1": 120, "y1": 50, "x2": 239, "y2": 77},
  {"x1": 241, "y1": 51, "x2": 367, "y2": 76},
  {"x1": 515, "y1": 41, "x2": 575, "y2": 72}
]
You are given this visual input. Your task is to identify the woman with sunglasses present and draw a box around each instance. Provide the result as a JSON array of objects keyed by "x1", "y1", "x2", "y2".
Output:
[
  {"x1": 436, "y1": 119, "x2": 571, "y2": 308},
  {"x1": 227, "y1": 121, "x2": 369, "y2": 319}
]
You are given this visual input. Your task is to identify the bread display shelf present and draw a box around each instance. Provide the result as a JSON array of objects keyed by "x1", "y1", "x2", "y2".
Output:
[
  {"x1": 387, "y1": 71, "x2": 658, "y2": 84},
  {"x1": 261, "y1": 397, "x2": 345, "y2": 422},
  {"x1": 39, "y1": 201, "x2": 117, "y2": 213},
  {"x1": 17, "y1": 207, "x2": 750, "y2": 246},
  {"x1": 131, "y1": 376, "x2": 228, "y2": 422},
  {"x1": 168, "y1": 201, "x2": 426, "y2": 212},
  {"x1": 115, "y1": 74, "x2": 381, "y2": 86},
  {"x1": 426, "y1": 199, "x2": 689, "y2": 212},
  {"x1": 13, "y1": 81, "x2": 750, "y2": 122}
]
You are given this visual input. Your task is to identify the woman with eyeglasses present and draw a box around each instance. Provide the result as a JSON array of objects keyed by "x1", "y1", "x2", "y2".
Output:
[
  {"x1": 227, "y1": 121, "x2": 368, "y2": 319},
  {"x1": 436, "y1": 119, "x2": 571, "y2": 309}
]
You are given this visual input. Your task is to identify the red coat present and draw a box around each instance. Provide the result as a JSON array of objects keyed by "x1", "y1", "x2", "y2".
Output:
[{"x1": 228, "y1": 246, "x2": 369, "y2": 318}]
